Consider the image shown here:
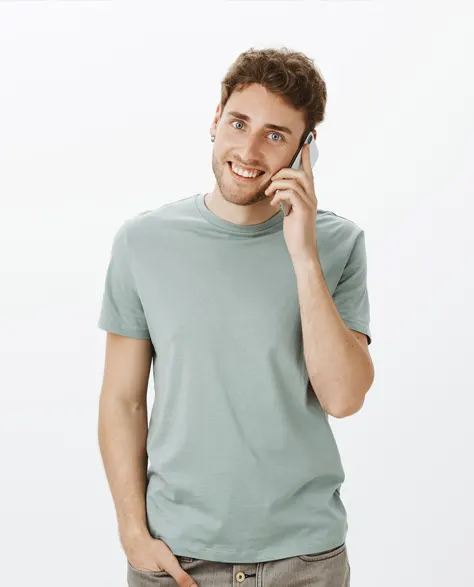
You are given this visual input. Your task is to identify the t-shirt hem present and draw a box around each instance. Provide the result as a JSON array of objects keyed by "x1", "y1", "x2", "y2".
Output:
[
  {"x1": 342, "y1": 319, "x2": 372, "y2": 345},
  {"x1": 155, "y1": 535, "x2": 347, "y2": 564},
  {"x1": 97, "y1": 319, "x2": 150, "y2": 340}
]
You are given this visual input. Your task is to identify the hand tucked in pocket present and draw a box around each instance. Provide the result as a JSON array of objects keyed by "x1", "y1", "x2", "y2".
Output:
[{"x1": 121, "y1": 529, "x2": 199, "y2": 586}]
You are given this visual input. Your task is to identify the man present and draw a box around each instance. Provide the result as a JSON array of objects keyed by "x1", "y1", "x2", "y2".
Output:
[{"x1": 97, "y1": 47, "x2": 374, "y2": 587}]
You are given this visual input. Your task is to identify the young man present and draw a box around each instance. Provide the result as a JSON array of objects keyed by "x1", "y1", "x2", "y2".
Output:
[{"x1": 97, "y1": 48, "x2": 374, "y2": 587}]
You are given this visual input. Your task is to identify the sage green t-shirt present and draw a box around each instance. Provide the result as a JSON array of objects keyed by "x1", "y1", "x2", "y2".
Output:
[{"x1": 97, "y1": 192, "x2": 372, "y2": 564}]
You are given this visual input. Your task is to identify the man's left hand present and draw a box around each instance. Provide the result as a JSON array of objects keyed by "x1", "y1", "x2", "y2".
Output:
[{"x1": 264, "y1": 142, "x2": 319, "y2": 262}]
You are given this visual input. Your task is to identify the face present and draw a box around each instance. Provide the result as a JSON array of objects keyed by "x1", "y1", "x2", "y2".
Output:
[{"x1": 210, "y1": 83, "x2": 310, "y2": 208}]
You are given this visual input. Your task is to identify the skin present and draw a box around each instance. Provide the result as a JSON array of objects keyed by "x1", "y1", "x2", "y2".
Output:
[{"x1": 206, "y1": 82, "x2": 316, "y2": 226}]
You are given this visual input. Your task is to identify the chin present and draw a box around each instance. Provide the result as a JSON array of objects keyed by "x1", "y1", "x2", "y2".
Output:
[{"x1": 223, "y1": 186, "x2": 267, "y2": 207}]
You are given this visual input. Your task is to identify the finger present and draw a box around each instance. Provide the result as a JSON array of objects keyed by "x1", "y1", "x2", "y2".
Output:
[
  {"x1": 271, "y1": 189, "x2": 302, "y2": 213},
  {"x1": 153, "y1": 547, "x2": 198, "y2": 587},
  {"x1": 271, "y1": 167, "x2": 306, "y2": 183},
  {"x1": 269, "y1": 175, "x2": 312, "y2": 203},
  {"x1": 280, "y1": 176, "x2": 317, "y2": 210},
  {"x1": 266, "y1": 180, "x2": 305, "y2": 198},
  {"x1": 302, "y1": 143, "x2": 313, "y2": 176},
  {"x1": 268, "y1": 181, "x2": 313, "y2": 209},
  {"x1": 165, "y1": 558, "x2": 199, "y2": 587}
]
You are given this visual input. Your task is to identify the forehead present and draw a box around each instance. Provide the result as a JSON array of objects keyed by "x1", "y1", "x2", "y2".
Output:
[{"x1": 223, "y1": 84, "x2": 306, "y2": 135}]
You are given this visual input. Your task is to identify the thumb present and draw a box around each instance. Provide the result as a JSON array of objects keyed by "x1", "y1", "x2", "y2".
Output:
[
  {"x1": 175, "y1": 570, "x2": 199, "y2": 587},
  {"x1": 166, "y1": 560, "x2": 199, "y2": 587},
  {"x1": 153, "y1": 539, "x2": 200, "y2": 587}
]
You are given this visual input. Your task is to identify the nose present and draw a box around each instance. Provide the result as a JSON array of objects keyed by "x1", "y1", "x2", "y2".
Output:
[{"x1": 237, "y1": 135, "x2": 264, "y2": 169}]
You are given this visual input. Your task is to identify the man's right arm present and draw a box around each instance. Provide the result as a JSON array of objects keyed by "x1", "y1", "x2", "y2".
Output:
[{"x1": 97, "y1": 331, "x2": 153, "y2": 548}]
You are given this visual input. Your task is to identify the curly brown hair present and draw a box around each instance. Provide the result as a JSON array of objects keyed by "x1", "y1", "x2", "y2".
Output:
[{"x1": 220, "y1": 47, "x2": 327, "y2": 147}]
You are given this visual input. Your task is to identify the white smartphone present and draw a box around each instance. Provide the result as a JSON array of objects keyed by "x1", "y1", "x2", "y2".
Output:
[{"x1": 279, "y1": 130, "x2": 319, "y2": 216}]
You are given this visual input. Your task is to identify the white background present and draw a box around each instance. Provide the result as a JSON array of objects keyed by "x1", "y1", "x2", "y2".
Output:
[{"x1": 1, "y1": 1, "x2": 473, "y2": 586}]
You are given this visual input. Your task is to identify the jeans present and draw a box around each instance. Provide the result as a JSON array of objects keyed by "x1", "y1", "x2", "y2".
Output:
[{"x1": 127, "y1": 542, "x2": 350, "y2": 586}]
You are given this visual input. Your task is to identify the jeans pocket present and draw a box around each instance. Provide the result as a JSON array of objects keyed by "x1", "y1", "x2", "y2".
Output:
[
  {"x1": 127, "y1": 560, "x2": 170, "y2": 577},
  {"x1": 297, "y1": 542, "x2": 346, "y2": 562},
  {"x1": 127, "y1": 555, "x2": 197, "y2": 576}
]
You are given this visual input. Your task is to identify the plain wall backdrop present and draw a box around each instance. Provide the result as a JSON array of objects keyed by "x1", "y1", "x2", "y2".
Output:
[{"x1": 1, "y1": 1, "x2": 473, "y2": 586}]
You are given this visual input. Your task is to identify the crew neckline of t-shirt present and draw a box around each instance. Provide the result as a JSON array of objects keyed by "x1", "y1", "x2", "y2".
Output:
[{"x1": 194, "y1": 192, "x2": 284, "y2": 235}]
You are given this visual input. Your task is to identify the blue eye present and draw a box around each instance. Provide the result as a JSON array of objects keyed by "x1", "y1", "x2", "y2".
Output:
[
  {"x1": 231, "y1": 120, "x2": 283, "y2": 142},
  {"x1": 269, "y1": 132, "x2": 282, "y2": 142}
]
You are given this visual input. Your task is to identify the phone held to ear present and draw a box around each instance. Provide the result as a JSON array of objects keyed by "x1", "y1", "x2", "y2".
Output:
[{"x1": 279, "y1": 130, "x2": 319, "y2": 216}]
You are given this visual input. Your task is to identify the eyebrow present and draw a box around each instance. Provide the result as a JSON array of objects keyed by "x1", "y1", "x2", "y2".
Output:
[{"x1": 226, "y1": 111, "x2": 293, "y2": 136}]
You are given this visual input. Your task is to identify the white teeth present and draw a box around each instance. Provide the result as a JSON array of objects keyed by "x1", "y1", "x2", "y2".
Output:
[{"x1": 231, "y1": 162, "x2": 262, "y2": 178}]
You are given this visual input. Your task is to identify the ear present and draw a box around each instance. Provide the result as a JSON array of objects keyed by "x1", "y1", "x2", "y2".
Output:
[{"x1": 210, "y1": 104, "x2": 222, "y2": 135}]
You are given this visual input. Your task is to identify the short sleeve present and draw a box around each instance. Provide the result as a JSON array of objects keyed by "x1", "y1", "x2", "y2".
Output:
[
  {"x1": 332, "y1": 230, "x2": 372, "y2": 345},
  {"x1": 97, "y1": 221, "x2": 151, "y2": 339}
]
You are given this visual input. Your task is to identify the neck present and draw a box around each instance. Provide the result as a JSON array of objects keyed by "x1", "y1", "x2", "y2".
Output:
[{"x1": 204, "y1": 188, "x2": 281, "y2": 226}]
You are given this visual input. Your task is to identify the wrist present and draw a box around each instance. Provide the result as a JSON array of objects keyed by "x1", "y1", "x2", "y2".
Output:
[
  {"x1": 119, "y1": 523, "x2": 150, "y2": 545},
  {"x1": 292, "y1": 251, "x2": 322, "y2": 272}
]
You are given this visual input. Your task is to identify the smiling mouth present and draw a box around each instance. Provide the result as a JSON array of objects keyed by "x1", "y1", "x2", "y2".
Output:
[{"x1": 227, "y1": 162, "x2": 265, "y2": 181}]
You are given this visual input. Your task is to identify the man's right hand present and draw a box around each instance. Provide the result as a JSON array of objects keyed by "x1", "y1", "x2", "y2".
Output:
[{"x1": 121, "y1": 531, "x2": 199, "y2": 587}]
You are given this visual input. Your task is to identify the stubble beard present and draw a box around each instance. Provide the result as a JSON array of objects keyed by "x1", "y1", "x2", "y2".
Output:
[{"x1": 212, "y1": 153, "x2": 270, "y2": 207}]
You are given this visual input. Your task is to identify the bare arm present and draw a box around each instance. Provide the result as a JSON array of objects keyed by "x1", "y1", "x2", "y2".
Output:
[
  {"x1": 97, "y1": 332, "x2": 153, "y2": 544},
  {"x1": 293, "y1": 254, "x2": 374, "y2": 418}
]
